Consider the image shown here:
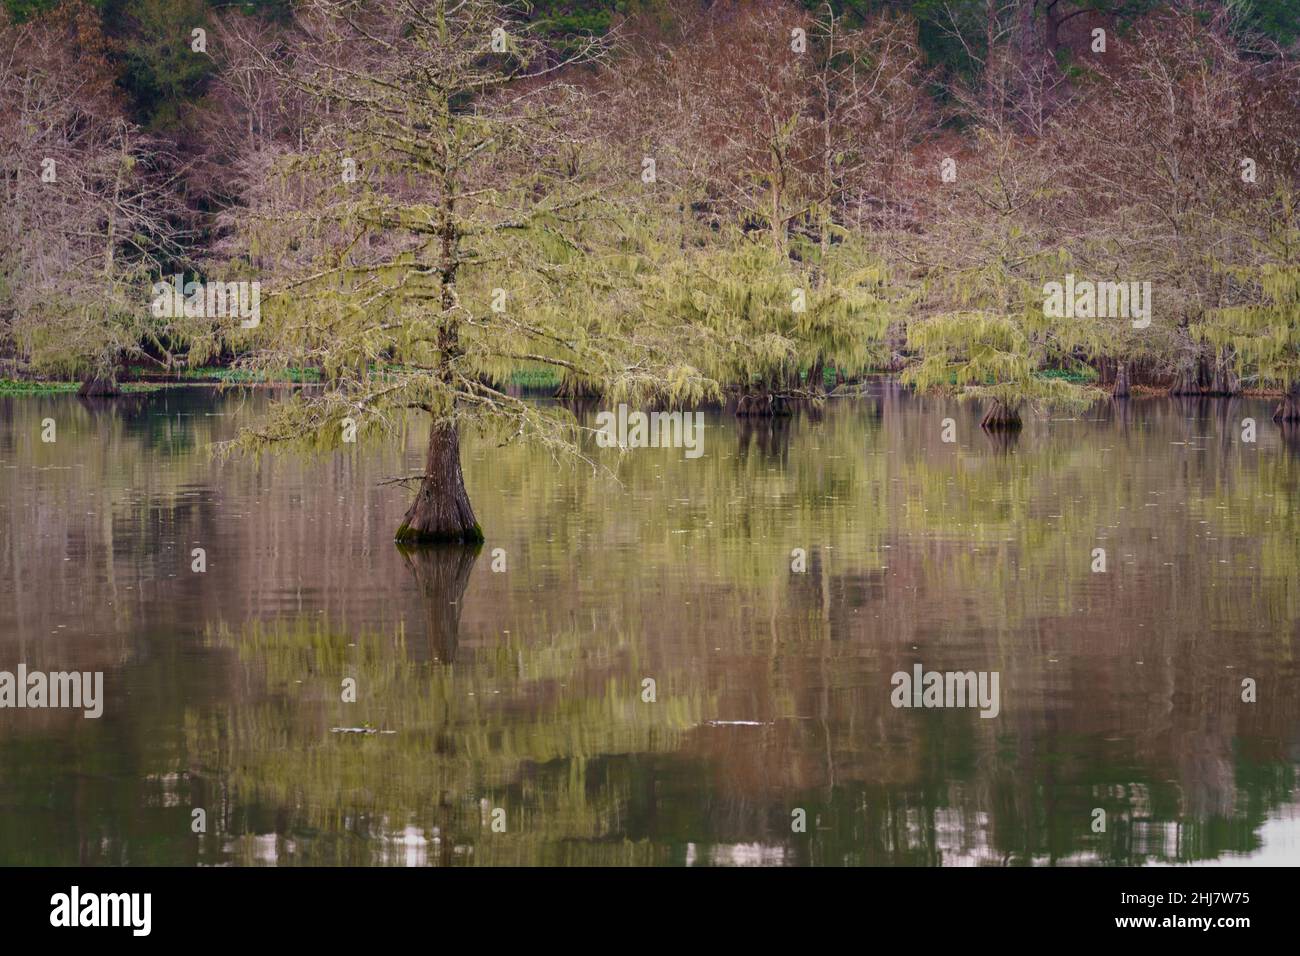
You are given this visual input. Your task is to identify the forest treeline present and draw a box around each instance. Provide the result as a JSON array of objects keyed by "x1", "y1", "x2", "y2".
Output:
[
  {"x1": 2, "y1": 0, "x2": 1300, "y2": 539},
  {"x1": 4, "y1": 1, "x2": 1300, "y2": 129}
]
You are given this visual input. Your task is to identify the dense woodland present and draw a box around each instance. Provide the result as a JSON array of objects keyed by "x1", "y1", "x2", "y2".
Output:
[{"x1": 2, "y1": 0, "x2": 1299, "y2": 540}]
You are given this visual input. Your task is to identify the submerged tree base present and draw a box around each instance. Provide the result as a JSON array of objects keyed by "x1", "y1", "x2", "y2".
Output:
[
  {"x1": 1171, "y1": 357, "x2": 1241, "y2": 397},
  {"x1": 1207, "y1": 363, "x2": 1241, "y2": 397},
  {"x1": 735, "y1": 392, "x2": 791, "y2": 417},
  {"x1": 980, "y1": 401, "x2": 1022, "y2": 431},
  {"x1": 395, "y1": 520, "x2": 485, "y2": 545},
  {"x1": 395, "y1": 420, "x2": 485, "y2": 545},
  {"x1": 1112, "y1": 363, "x2": 1131, "y2": 399},
  {"x1": 1273, "y1": 388, "x2": 1300, "y2": 423},
  {"x1": 78, "y1": 375, "x2": 120, "y2": 398}
]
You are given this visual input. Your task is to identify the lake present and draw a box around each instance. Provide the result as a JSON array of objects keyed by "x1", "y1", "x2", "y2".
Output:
[{"x1": 1, "y1": 382, "x2": 1297, "y2": 865}]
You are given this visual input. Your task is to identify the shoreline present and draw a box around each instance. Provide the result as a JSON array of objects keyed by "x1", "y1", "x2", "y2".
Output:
[{"x1": 2, "y1": 375, "x2": 1292, "y2": 399}]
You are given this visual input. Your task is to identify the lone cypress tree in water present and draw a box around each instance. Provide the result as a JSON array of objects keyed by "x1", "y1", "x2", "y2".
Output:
[{"x1": 223, "y1": 0, "x2": 707, "y2": 543}]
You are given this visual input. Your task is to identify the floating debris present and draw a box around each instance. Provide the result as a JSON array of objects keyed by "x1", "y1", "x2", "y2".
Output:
[{"x1": 330, "y1": 727, "x2": 396, "y2": 735}]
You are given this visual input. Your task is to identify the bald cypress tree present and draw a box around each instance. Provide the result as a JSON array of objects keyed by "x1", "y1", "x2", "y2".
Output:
[
  {"x1": 223, "y1": 0, "x2": 709, "y2": 542},
  {"x1": 1200, "y1": 191, "x2": 1300, "y2": 422}
]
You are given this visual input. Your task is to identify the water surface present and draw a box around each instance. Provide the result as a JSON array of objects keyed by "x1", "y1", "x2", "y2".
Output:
[{"x1": 1, "y1": 384, "x2": 1297, "y2": 865}]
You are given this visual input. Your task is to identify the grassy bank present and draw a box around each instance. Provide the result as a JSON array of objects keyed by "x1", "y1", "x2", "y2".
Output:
[{"x1": 0, "y1": 379, "x2": 164, "y2": 395}]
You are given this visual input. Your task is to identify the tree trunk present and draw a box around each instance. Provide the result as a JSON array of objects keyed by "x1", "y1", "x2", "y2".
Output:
[
  {"x1": 1016, "y1": 0, "x2": 1041, "y2": 65},
  {"x1": 737, "y1": 392, "x2": 767, "y2": 417},
  {"x1": 1112, "y1": 362, "x2": 1131, "y2": 399},
  {"x1": 1207, "y1": 352, "x2": 1241, "y2": 396},
  {"x1": 1274, "y1": 382, "x2": 1300, "y2": 423},
  {"x1": 1096, "y1": 356, "x2": 1114, "y2": 386},
  {"x1": 396, "y1": 418, "x2": 483, "y2": 544},
  {"x1": 78, "y1": 372, "x2": 120, "y2": 397},
  {"x1": 807, "y1": 354, "x2": 825, "y2": 394},
  {"x1": 735, "y1": 388, "x2": 791, "y2": 418},
  {"x1": 1170, "y1": 362, "x2": 1201, "y2": 395},
  {"x1": 980, "y1": 399, "x2": 1022, "y2": 431}
]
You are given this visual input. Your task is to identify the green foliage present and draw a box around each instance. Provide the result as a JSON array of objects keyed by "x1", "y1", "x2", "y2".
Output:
[
  {"x1": 509, "y1": 367, "x2": 563, "y2": 389},
  {"x1": 223, "y1": 0, "x2": 716, "y2": 471},
  {"x1": 179, "y1": 365, "x2": 322, "y2": 384},
  {"x1": 1222, "y1": 0, "x2": 1300, "y2": 47},
  {"x1": 105, "y1": 0, "x2": 214, "y2": 129},
  {"x1": 1199, "y1": 191, "x2": 1300, "y2": 389},
  {"x1": 643, "y1": 229, "x2": 898, "y2": 393},
  {"x1": 1037, "y1": 365, "x2": 1100, "y2": 384},
  {"x1": 526, "y1": 0, "x2": 615, "y2": 38},
  {"x1": 905, "y1": 309, "x2": 1099, "y2": 412},
  {"x1": 0, "y1": 0, "x2": 85, "y2": 20},
  {"x1": 0, "y1": 378, "x2": 80, "y2": 393},
  {"x1": 0, "y1": 378, "x2": 163, "y2": 392},
  {"x1": 6, "y1": 0, "x2": 1297, "y2": 400},
  {"x1": 901, "y1": 131, "x2": 1104, "y2": 415}
]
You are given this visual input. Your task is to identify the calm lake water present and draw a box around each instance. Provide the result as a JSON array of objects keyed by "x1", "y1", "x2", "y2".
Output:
[{"x1": 1, "y1": 382, "x2": 1298, "y2": 866}]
